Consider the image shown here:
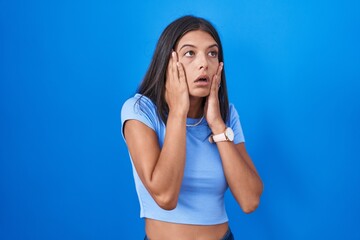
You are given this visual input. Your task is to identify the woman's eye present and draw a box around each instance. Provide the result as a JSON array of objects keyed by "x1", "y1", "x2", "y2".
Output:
[
  {"x1": 184, "y1": 51, "x2": 195, "y2": 57},
  {"x1": 208, "y1": 51, "x2": 218, "y2": 57}
]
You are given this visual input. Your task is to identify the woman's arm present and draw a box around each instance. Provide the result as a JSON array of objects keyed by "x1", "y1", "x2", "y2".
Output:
[
  {"x1": 205, "y1": 63, "x2": 263, "y2": 213},
  {"x1": 123, "y1": 113, "x2": 186, "y2": 210},
  {"x1": 123, "y1": 52, "x2": 189, "y2": 210},
  {"x1": 215, "y1": 140, "x2": 263, "y2": 213}
]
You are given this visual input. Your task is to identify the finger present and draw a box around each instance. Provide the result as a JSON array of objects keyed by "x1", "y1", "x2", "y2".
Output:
[
  {"x1": 210, "y1": 74, "x2": 219, "y2": 96},
  {"x1": 210, "y1": 63, "x2": 223, "y2": 96},
  {"x1": 216, "y1": 62, "x2": 223, "y2": 87},
  {"x1": 209, "y1": 63, "x2": 222, "y2": 95},
  {"x1": 171, "y1": 51, "x2": 179, "y2": 81},
  {"x1": 177, "y1": 62, "x2": 186, "y2": 84},
  {"x1": 173, "y1": 50, "x2": 179, "y2": 62}
]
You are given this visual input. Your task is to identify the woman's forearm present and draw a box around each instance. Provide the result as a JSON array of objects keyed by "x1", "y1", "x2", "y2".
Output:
[
  {"x1": 149, "y1": 112, "x2": 187, "y2": 209},
  {"x1": 216, "y1": 142, "x2": 263, "y2": 213}
]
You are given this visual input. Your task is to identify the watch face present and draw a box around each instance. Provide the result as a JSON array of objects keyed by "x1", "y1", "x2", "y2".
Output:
[{"x1": 226, "y1": 128, "x2": 234, "y2": 141}]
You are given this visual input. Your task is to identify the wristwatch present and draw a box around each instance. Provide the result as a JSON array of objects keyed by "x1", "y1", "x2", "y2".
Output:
[{"x1": 209, "y1": 127, "x2": 234, "y2": 143}]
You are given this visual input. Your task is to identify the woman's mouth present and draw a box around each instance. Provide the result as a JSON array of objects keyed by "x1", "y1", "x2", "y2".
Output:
[{"x1": 194, "y1": 75, "x2": 210, "y2": 86}]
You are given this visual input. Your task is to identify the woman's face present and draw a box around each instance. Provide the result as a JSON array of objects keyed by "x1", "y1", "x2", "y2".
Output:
[{"x1": 175, "y1": 30, "x2": 220, "y2": 98}]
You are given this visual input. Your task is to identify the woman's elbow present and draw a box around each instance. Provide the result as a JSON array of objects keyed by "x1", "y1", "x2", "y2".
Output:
[
  {"x1": 241, "y1": 187, "x2": 263, "y2": 214},
  {"x1": 158, "y1": 201, "x2": 177, "y2": 211},
  {"x1": 242, "y1": 197, "x2": 260, "y2": 214},
  {"x1": 154, "y1": 194, "x2": 178, "y2": 210}
]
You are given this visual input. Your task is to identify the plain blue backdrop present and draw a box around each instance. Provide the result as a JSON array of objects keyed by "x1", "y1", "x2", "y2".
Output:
[{"x1": 1, "y1": 0, "x2": 359, "y2": 239}]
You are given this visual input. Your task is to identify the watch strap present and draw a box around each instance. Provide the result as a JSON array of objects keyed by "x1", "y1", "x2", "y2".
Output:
[
  {"x1": 209, "y1": 127, "x2": 231, "y2": 143},
  {"x1": 212, "y1": 132, "x2": 227, "y2": 142},
  {"x1": 209, "y1": 127, "x2": 234, "y2": 143}
]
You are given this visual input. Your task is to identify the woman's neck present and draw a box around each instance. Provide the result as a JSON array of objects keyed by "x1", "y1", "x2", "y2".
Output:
[{"x1": 187, "y1": 97, "x2": 204, "y2": 118}]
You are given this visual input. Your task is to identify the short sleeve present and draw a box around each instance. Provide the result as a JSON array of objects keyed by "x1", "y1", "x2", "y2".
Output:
[
  {"x1": 228, "y1": 104, "x2": 245, "y2": 144},
  {"x1": 120, "y1": 94, "x2": 160, "y2": 141}
]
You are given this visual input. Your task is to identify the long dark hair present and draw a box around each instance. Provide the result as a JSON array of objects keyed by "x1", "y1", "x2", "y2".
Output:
[{"x1": 138, "y1": 15, "x2": 229, "y2": 124}]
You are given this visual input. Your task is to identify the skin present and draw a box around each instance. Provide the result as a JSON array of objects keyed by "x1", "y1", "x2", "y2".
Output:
[{"x1": 123, "y1": 30, "x2": 263, "y2": 240}]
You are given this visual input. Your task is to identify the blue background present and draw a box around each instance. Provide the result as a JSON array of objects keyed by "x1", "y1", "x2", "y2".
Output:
[{"x1": 1, "y1": 0, "x2": 359, "y2": 239}]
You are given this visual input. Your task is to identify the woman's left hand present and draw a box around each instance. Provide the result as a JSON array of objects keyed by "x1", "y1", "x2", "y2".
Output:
[{"x1": 204, "y1": 62, "x2": 226, "y2": 134}]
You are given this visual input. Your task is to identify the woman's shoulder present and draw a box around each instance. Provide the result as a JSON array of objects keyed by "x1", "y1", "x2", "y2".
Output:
[
  {"x1": 122, "y1": 93, "x2": 156, "y2": 112},
  {"x1": 227, "y1": 102, "x2": 245, "y2": 143},
  {"x1": 123, "y1": 93, "x2": 153, "y2": 104},
  {"x1": 121, "y1": 93, "x2": 163, "y2": 133},
  {"x1": 121, "y1": 93, "x2": 160, "y2": 124},
  {"x1": 228, "y1": 102, "x2": 239, "y2": 115},
  {"x1": 227, "y1": 102, "x2": 241, "y2": 124}
]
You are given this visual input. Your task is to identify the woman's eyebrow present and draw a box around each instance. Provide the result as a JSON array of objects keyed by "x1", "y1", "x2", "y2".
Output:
[
  {"x1": 179, "y1": 44, "x2": 196, "y2": 50},
  {"x1": 208, "y1": 43, "x2": 219, "y2": 49},
  {"x1": 179, "y1": 43, "x2": 219, "y2": 51}
]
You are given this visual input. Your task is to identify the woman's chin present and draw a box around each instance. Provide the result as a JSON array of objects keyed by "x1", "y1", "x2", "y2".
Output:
[{"x1": 189, "y1": 89, "x2": 210, "y2": 98}]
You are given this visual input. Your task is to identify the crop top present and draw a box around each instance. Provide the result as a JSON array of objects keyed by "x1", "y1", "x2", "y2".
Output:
[{"x1": 121, "y1": 94, "x2": 245, "y2": 225}]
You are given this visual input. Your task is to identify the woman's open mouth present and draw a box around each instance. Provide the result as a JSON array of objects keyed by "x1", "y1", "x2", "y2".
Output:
[{"x1": 194, "y1": 75, "x2": 210, "y2": 86}]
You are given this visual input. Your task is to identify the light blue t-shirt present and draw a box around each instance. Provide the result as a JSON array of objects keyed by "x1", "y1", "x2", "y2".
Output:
[{"x1": 121, "y1": 94, "x2": 245, "y2": 225}]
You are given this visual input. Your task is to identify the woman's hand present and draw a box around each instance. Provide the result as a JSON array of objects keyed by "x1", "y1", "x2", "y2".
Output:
[
  {"x1": 165, "y1": 51, "x2": 189, "y2": 117},
  {"x1": 204, "y1": 62, "x2": 226, "y2": 133}
]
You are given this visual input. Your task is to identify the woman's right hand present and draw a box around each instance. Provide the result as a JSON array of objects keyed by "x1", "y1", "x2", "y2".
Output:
[{"x1": 165, "y1": 51, "x2": 189, "y2": 116}]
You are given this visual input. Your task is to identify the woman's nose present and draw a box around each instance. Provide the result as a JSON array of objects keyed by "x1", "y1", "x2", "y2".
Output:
[{"x1": 198, "y1": 53, "x2": 208, "y2": 70}]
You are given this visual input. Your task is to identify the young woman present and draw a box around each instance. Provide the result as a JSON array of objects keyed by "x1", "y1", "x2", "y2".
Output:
[{"x1": 121, "y1": 15, "x2": 263, "y2": 240}]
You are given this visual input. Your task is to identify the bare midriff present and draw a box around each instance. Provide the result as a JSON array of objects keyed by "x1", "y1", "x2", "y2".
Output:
[{"x1": 145, "y1": 218, "x2": 229, "y2": 240}]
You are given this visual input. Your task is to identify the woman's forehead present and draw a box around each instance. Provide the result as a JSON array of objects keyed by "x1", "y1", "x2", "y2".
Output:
[{"x1": 176, "y1": 30, "x2": 217, "y2": 49}]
